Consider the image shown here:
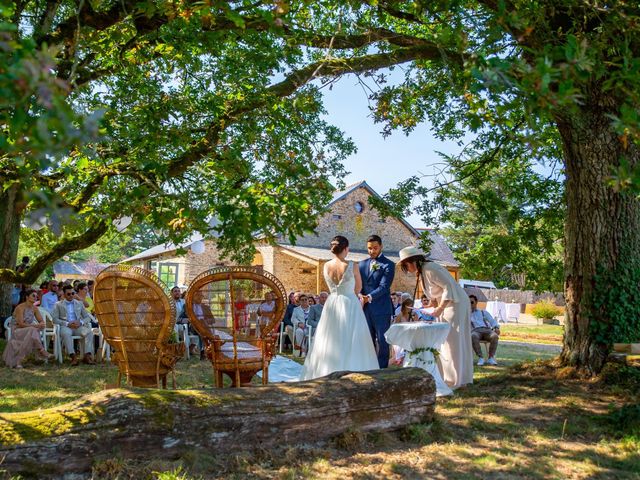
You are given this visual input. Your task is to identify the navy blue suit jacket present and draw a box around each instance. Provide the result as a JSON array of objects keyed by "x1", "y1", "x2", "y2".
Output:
[{"x1": 359, "y1": 254, "x2": 395, "y2": 317}]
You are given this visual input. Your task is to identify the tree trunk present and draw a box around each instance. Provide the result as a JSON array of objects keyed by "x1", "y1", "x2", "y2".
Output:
[
  {"x1": 556, "y1": 94, "x2": 640, "y2": 374},
  {"x1": 0, "y1": 368, "x2": 436, "y2": 478},
  {"x1": 0, "y1": 183, "x2": 22, "y2": 318}
]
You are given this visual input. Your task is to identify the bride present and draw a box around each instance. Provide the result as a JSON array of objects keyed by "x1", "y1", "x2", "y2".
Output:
[{"x1": 300, "y1": 236, "x2": 379, "y2": 380}]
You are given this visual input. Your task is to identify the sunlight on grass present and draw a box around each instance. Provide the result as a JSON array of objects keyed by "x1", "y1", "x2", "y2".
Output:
[{"x1": 1, "y1": 338, "x2": 638, "y2": 479}]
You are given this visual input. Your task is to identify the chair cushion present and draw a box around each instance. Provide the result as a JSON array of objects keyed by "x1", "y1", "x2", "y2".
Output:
[{"x1": 219, "y1": 341, "x2": 261, "y2": 360}]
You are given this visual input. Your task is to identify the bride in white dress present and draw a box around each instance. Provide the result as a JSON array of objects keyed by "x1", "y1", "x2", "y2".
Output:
[{"x1": 300, "y1": 236, "x2": 379, "y2": 380}]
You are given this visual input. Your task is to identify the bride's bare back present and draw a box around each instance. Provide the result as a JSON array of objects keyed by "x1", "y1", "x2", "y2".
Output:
[{"x1": 324, "y1": 258, "x2": 363, "y2": 295}]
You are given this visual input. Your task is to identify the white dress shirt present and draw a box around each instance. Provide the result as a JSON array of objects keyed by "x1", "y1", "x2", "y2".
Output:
[{"x1": 470, "y1": 309, "x2": 498, "y2": 330}]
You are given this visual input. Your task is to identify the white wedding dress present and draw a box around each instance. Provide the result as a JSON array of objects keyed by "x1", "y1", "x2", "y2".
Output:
[{"x1": 300, "y1": 261, "x2": 379, "y2": 380}]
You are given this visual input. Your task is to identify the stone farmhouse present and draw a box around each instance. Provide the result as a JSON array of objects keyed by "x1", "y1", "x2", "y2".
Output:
[{"x1": 122, "y1": 181, "x2": 459, "y2": 295}]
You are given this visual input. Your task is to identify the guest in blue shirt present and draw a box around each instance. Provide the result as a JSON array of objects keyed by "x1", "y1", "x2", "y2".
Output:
[{"x1": 469, "y1": 295, "x2": 500, "y2": 366}]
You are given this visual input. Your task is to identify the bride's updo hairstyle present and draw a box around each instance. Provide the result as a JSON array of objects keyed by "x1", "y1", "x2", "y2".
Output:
[{"x1": 330, "y1": 235, "x2": 349, "y2": 255}]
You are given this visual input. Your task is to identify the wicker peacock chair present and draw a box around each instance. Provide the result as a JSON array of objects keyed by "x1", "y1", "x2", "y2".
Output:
[
  {"x1": 93, "y1": 265, "x2": 185, "y2": 388},
  {"x1": 185, "y1": 266, "x2": 287, "y2": 387}
]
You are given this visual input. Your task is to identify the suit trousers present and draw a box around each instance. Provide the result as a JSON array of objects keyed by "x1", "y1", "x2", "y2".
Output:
[
  {"x1": 59, "y1": 325, "x2": 94, "y2": 356},
  {"x1": 471, "y1": 327, "x2": 499, "y2": 358},
  {"x1": 365, "y1": 310, "x2": 391, "y2": 368}
]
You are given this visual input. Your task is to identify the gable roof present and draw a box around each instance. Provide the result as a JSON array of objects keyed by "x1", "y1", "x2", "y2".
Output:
[
  {"x1": 415, "y1": 228, "x2": 459, "y2": 267},
  {"x1": 121, "y1": 232, "x2": 205, "y2": 263},
  {"x1": 329, "y1": 180, "x2": 420, "y2": 237},
  {"x1": 53, "y1": 260, "x2": 112, "y2": 276}
]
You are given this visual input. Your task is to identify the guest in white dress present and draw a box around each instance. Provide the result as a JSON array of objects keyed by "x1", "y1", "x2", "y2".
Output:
[
  {"x1": 398, "y1": 246, "x2": 473, "y2": 389},
  {"x1": 300, "y1": 236, "x2": 379, "y2": 380}
]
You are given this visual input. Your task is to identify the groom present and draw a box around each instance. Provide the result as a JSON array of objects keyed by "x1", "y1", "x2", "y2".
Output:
[{"x1": 359, "y1": 234, "x2": 395, "y2": 368}]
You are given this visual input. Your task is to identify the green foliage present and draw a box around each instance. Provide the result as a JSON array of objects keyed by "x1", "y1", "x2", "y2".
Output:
[
  {"x1": 154, "y1": 467, "x2": 198, "y2": 480},
  {"x1": 2, "y1": 1, "x2": 363, "y2": 282},
  {"x1": 590, "y1": 254, "x2": 640, "y2": 344},
  {"x1": 531, "y1": 301, "x2": 562, "y2": 321},
  {"x1": 437, "y1": 154, "x2": 564, "y2": 292},
  {"x1": 604, "y1": 403, "x2": 640, "y2": 442}
]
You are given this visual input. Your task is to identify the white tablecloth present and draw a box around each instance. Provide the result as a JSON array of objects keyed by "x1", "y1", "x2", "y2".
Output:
[
  {"x1": 385, "y1": 322, "x2": 453, "y2": 397},
  {"x1": 486, "y1": 301, "x2": 507, "y2": 322},
  {"x1": 505, "y1": 303, "x2": 521, "y2": 322}
]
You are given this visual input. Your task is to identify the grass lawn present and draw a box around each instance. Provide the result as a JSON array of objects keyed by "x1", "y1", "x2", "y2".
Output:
[
  {"x1": 1, "y1": 340, "x2": 639, "y2": 479},
  {"x1": 500, "y1": 323, "x2": 564, "y2": 345}
]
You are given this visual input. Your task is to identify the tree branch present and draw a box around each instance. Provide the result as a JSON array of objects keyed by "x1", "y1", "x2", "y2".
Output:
[
  {"x1": 35, "y1": 0, "x2": 62, "y2": 38},
  {"x1": 0, "y1": 220, "x2": 109, "y2": 283}
]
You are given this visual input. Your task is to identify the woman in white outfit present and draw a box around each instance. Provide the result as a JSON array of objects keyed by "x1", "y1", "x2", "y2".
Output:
[
  {"x1": 398, "y1": 246, "x2": 473, "y2": 389},
  {"x1": 300, "y1": 236, "x2": 379, "y2": 380}
]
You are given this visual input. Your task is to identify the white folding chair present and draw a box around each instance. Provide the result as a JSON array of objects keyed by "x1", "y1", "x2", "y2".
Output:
[
  {"x1": 4, "y1": 314, "x2": 55, "y2": 364},
  {"x1": 4, "y1": 317, "x2": 12, "y2": 341},
  {"x1": 92, "y1": 326, "x2": 111, "y2": 362},
  {"x1": 175, "y1": 323, "x2": 200, "y2": 359},
  {"x1": 38, "y1": 308, "x2": 59, "y2": 363},
  {"x1": 54, "y1": 321, "x2": 88, "y2": 364},
  {"x1": 175, "y1": 324, "x2": 189, "y2": 359},
  {"x1": 306, "y1": 325, "x2": 314, "y2": 354},
  {"x1": 279, "y1": 321, "x2": 295, "y2": 353}
]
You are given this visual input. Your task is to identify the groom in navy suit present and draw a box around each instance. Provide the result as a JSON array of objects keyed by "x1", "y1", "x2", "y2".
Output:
[{"x1": 359, "y1": 234, "x2": 395, "y2": 368}]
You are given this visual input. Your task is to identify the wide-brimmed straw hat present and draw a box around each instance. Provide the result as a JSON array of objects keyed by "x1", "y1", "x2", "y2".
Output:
[{"x1": 397, "y1": 246, "x2": 430, "y2": 264}]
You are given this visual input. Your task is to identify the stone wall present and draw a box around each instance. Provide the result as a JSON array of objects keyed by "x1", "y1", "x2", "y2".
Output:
[
  {"x1": 272, "y1": 249, "x2": 321, "y2": 294},
  {"x1": 258, "y1": 244, "x2": 417, "y2": 297},
  {"x1": 294, "y1": 186, "x2": 417, "y2": 253},
  {"x1": 183, "y1": 241, "x2": 228, "y2": 284},
  {"x1": 128, "y1": 241, "x2": 228, "y2": 287}
]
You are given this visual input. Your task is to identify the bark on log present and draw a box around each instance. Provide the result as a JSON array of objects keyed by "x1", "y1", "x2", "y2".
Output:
[{"x1": 0, "y1": 368, "x2": 436, "y2": 477}]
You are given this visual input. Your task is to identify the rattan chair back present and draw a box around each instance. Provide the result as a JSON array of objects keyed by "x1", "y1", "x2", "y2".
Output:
[
  {"x1": 185, "y1": 266, "x2": 287, "y2": 387},
  {"x1": 94, "y1": 265, "x2": 184, "y2": 388}
]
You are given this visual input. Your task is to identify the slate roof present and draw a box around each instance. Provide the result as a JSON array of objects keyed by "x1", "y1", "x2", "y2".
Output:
[
  {"x1": 53, "y1": 261, "x2": 112, "y2": 276},
  {"x1": 414, "y1": 228, "x2": 459, "y2": 267},
  {"x1": 121, "y1": 232, "x2": 205, "y2": 263}
]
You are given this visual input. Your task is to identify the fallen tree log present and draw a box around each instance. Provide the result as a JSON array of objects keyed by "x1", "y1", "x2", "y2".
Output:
[{"x1": 0, "y1": 368, "x2": 435, "y2": 477}]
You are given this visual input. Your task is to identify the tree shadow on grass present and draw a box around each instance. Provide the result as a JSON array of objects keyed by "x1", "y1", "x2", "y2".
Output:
[{"x1": 218, "y1": 361, "x2": 640, "y2": 480}]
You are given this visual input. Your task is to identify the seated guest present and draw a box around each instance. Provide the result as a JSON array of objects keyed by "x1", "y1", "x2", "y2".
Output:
[
  {"x1": 393, "y1": 298, "x2": 418, "y2": 324},
  {"x1": 392, "y1": 291, "x2": 403, "y2": 312},
  {"x1": 75, "y1": 282, "x2": 94, "y2": 316},
  {"x1": 41, "y1": 280, "x2": 60, "y2": 313},
  {"x1": 51, "y1": 285, "x2": 95, "y2": 366},
  {"x1": 394, "y1": 292, "x2": 412, "y2": 316},
  {"x1": 290, "y1": 293, "x2": 311, "y2": 357},
  {"x1": 415, "y1": 295, "x2": 438, "y2": 322},
  {"x1": 257, "y1": 291, "x2": 276, "y2": 327},
  {"x1": 171, "y1": 286, "x2": 186, "y2": 321},
  {"x1": 3, "y1": 289, "x2": 54, "y2": 368},
  {"x1": 306, "y1": 291, "x2": 328, "y2": 335},
  {"x1": 184, "y1": 290, "x2": 215, "y2": 359},
  {"x1": 469, "y1": 295, "x2": 500, "y2": 366},
  {"x1": 281, "y1": 292, "x2": 298, "y2": 351},
  {"x1": 390, "y1": 298, "x2": 420, "y2": 365},
  {"x1": 232, "y1": 289, "x2": 249, "y2": 332},
  {"x1": 87, "y1": 280, "x2": 95, "y2": 298}
]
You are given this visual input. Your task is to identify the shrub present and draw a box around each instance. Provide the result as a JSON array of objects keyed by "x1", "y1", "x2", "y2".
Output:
[{"x1": 531, "y1": 300, "x2": 562, "y2": 320}]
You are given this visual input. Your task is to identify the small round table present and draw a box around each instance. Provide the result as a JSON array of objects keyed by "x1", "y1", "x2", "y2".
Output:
[{"x1": 385, "y1": 322, "x2": 453, "y2": 397}]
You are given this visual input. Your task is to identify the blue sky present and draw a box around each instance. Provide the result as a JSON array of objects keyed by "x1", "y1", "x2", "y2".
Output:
[{"x1": 319, "y1": 73, "x2": 463, "y2": 228}]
